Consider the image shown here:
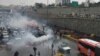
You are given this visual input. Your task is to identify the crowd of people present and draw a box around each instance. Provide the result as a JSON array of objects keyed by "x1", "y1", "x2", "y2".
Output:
[
  {"x1": 0, "y1": 25, "x2": 46, "y2": 44},
  {"x1": 51, "y1": 25, "x2": 68, "y2": 39}
]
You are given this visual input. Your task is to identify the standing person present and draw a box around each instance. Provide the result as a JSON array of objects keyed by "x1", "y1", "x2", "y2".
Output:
[
  {"x1": 29, "y1": 54, "x2": 33, "y2": 56},
  {"x1": 51, "y1": 43, "x2": 54, "y2": 49},
  {"x1": 58, "y1": 31, "x2": 61, "y2": 39},
  {"x1": 38, "y1": 51, "x2": 40, "y2": 56},
  {"x1": 0, "y1": 33, "x2": 3, "y2": 41},
  {"x1": 51, "y1": 43, "x2": 54, "y2": 56},
  {"x1": 33, "y1": 47, "x2": 37, "y2": 56},
  {"x1": 14, "y1": 51, "x2": 19, "y2": 56}
]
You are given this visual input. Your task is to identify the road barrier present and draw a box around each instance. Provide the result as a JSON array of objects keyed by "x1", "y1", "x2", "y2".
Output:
[{"x1": 63, "y1": 35, "x2": 78, "y2": 42}]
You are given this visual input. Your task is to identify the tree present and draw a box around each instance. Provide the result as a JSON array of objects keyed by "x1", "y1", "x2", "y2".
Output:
[
  {"x1": 48, "y1": 4, "x2": 55, "y2": 8},
  {"x1": 79, "y1": 2, "x2": 85, "y2": 7},
  {"x1": 35, "y1": 3, "x2": 46, "y2": 8},
  {"x1": 57, "y1": 3, "x2": 62, "y2": 7}
]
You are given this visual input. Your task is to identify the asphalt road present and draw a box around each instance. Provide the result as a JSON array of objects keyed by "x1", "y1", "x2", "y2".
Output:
[
  {"x1": 0, "y1": 36, "x2": 78, "y2": 56},
  {"x1": 0, "y1": 39, "x2": 52, "y2": 56}
]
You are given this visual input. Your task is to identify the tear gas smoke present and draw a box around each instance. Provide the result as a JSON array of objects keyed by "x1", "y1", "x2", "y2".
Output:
[{"x1": 0, "y1": 13, "x2": 54, "y2": 51}]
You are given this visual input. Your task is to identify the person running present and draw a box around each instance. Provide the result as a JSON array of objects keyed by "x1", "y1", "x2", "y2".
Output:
[{"x1": 14, "y1": 51, "x2": 19, "y2": 56}]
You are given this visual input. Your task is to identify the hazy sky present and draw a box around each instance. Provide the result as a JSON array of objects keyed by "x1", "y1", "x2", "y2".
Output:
[{"x1": 0, "y1": 0, "x2": 99, "y2": 6}]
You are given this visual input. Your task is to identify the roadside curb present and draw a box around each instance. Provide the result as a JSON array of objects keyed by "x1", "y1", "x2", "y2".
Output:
[{"x1": 63, "y1": 35, "x2": 78, "y2": 42}]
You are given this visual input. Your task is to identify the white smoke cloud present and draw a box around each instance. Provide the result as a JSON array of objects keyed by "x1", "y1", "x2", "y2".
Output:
[{"x1": 0, "y1": 13, "x2": 54, "y2": 51}]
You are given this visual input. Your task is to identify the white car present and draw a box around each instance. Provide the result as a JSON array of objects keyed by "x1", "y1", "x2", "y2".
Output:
[{"x1": 58, "y1": 42, "x2": 71, "y2": 54}]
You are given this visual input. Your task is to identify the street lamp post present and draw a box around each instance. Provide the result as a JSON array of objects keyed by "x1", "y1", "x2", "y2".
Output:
[{"x1": 47, "y1": 0, "x2": 49, "y2": 21}]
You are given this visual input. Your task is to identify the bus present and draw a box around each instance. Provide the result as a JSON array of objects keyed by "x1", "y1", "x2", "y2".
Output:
[{"x1": 77, "y1": 38, "x2": 100, "y2": 56}]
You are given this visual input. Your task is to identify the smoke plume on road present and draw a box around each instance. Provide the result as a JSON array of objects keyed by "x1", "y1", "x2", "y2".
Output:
[{"x1": 0, "y1": 13, "x2": 53, "y2": 51}]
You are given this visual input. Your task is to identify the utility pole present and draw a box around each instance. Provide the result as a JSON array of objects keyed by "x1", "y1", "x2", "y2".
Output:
[
  {"x1": 46, "y1": 0, "x2": 49, "y2": 25},
  {"x1": 47, "y1": 0, "x2": 48, "y2": 18}
]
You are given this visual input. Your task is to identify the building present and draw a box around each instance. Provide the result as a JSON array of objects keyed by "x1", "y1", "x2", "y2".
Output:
[
  {"x1": 55, "y1": 0, "x2": 70, "y2": 6},
  {"x1": 71, "y1": 1, "x2": 78, "y2": 7}
]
